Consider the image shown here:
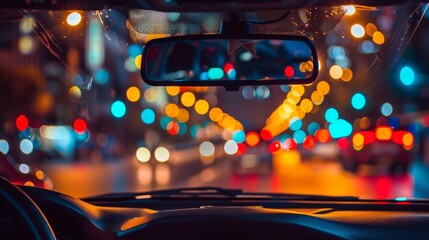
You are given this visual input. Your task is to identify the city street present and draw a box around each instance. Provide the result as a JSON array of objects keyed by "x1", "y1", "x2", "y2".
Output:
[{"x1": 40, "y1": 153, "x2": 426, "y2": 199}]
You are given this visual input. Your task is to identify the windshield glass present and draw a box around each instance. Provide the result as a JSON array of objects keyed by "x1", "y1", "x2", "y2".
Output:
[{"x1": 1, "y1": 3, "x2": 429, "y2": 200}]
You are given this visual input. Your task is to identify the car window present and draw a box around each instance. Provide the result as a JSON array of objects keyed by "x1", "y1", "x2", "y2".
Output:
[{"x1": 1, "y1": 3, "x2": 429, "y2": 199}]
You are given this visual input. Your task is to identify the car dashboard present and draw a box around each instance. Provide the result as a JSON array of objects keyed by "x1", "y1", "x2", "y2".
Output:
[{"x1": 2, "y1": 186, "x2": 427, "y2": 240}]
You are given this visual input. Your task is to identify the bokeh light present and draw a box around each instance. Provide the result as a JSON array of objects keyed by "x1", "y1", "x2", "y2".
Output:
[
  {"x1": 181, "y1": 92, "x2": 196, "y2": 107},
  {"x1": 325, "y1": 108, "x2": 339, "y2": 123},
  {"x1": 136, "y1": 147, "x2": 151, "y2": 163},
  {"x1": 141, "y1": 109, "x2": 155, "y2": 124},
  {"x1": 20, "y1": 139, "x2": 33, "y2": 154},
  {"x1": 199, "y1": 141, "x2": 215, "y2": 157},
  {"x1": 0, "y1": 139, "x2": 9, "y2": 154},
  {"x1": 351, "y1": 24, "x2": 365, "y2": 38},
  {"x1": 126, "y1": 86, "x2": 141, "y2": 102},
  {"x1": 154, "y1": 147, "x2": 170, "y2": 162},
  {"x1": 111, "y1": 100, "x2": 126, "y2": 118},
  {"x1": 381, "y1": 102, "x2": 393, "y2": 116},
  {"x1": 66, "y1": 12, "x2": 82, "y2": 26},
  {"x1": 400, "y1": 66, "x2": 415, "y2": 86},
  {"x1": 16, "y1": 115, "x2": 29, "y2": 131},
  {"x1": 351, "y1": 93, "x2": 366, "y2": 110},
  {"x1": 224, "y1": 140, "x2": 238, "y2": 155}
]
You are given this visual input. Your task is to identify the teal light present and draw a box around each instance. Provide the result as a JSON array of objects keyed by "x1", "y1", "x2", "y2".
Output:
[
  {"x1": 400, "y1": 66, "x2": 415, "y2": 86},
  {"x1": 0, "y1": 139, "x2": 9, "y2": 154},
  {"x1": 232, "y1": 130, "x2": 246, "y2": 143},
  {"x1": 328, "y1": 119, "x2": 352, "y2": 138},
  {"x1": 279, "y1": 134, "x2": 291, "y2": 143},
  {"x1": 293, "y1": 130, "x2": 306, "y2": 144},
  {"x1": 208, "y1": 68, "x2": 224, "y2": 80},
  {"x1": 308, "y1": 122, "x2": 320, "y2": 136},
  {"x1": 95, "y1": 69, "x2": 109, "y2": 85},
  {"x1": 325, "y1": 108, "x2": 339, "y2": 123},
  {"x1": 381, "y1": 102, "x2": 393, "y2": 117},
  {"x1": 128, "y1": 44, "x2": 142, "y2": 58},
  {"x1": 160, "y1": 116, "x2": 172, "y2": 130},
  {"x1": 178, "y1": 122, "x2": 187, "y2": 135},
  {"x1": 190, "y1": 125, "x2": 201, "y2": 138},
  {"x1": 395, "y1": 197, "x2": 408, "y2": 201},
  {"x1": 290, "y1": 117, "x2": 302, "y2": 131},
  {"x1": 141, "y1": 109, "x2": 155, "y2": 124},
  {"x1": 351, "y1": 93, "x2": 366, "y2": 110},
  {"x1": 111, "y1": 101, "x2": 126, "y2": 118}
]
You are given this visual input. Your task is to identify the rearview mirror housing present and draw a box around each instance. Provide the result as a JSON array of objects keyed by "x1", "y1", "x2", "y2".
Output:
[{"x1": 141, "y1": 34, "x2": 318, "y2": 91}]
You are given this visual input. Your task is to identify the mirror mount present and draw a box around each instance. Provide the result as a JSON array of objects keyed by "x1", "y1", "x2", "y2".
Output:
[{"x1": 220, "y1": 13, "x2": 251, "y2": 35}]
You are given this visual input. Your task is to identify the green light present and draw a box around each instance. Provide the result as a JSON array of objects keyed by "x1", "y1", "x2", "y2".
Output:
[{"x1": 208, "y1": 68, "x2": 224, "y2": 80}]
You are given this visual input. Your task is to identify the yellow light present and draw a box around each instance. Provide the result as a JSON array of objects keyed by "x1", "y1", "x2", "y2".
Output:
[
  {"x1": 181, "y1": 92, "x2": 195, "y2": 107},
  {"x1": 209, "y1": 107, "x2": 223, "y2": 122},
  {"x1": 126, "y1": 86, "x2": 141, "y2": 102},
  {"x1": 311, "y1": 91, "x2": 324, "y2": 105},
  {"x1": 345, "y1": 5, "x2": 356, "y2": 16},
  {"x1": 341, "y1": 68, "x2": 353, "y2": 82},
  {"x1": 317, "y1": 81, "x2": 330, "y2": 95},
  {"x1": 66, "y1": 12, "x2": 82, "y2": 26},
  {"x1": 351, "y1": 24, "x2": 365, "y2": 38},
  {"x1": 376, "y1": 127, "x2": 393, "y2": 140},
  {"x1": 176, "y1": 109, "x2": 190, "y2": 122},
  {"x1": 222, "y1": 116, "x2": 236, "y2": 129},
  {"x1": 165, "y1": 103, "x2": 179, "y2": 118},
  {"x1": 300, "y1": 98, "x2": 313, "y2": 113},
  {"x1": 195, "y1": 99, "x2": 209, "y2": 115},
  {"x1": 291, "y1": 85, "x2": 305, "y2": 97},
  {"x1": 329, "y1": 65, "x2": 343, "y2": 80},
  {"x1": 166, "y1": 86, "x2": 180, "y2": 96},
  {"x1": 373, "y1": 31, "x2": 385, "y2": 45},
  {"x1": 134, "y1": 54, "x2": 142, "y2": 70},
  {"x1": 35, "y1": 170, "x2": 44, "y2": 180},
  {"x1": 136, "y1": 147, "x2": 151, "y2": 163},
  {"x1": 68, "y1": 86, "x2": 81, "y2": 101},
  {"x1": 19, "y1": 36, "x2": 34, "y2": 55},
  {"x1": 353, "y1": 133, "x2": 365, "y2": 148},
  {"x1": 366, "y1": 23, "x2": 378, "y2": 36}
]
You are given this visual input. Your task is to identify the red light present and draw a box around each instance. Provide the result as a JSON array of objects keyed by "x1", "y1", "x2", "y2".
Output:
[
  {"x1": 303, "y1": 136, "x2": 316, "y2": 150},
  {"x1": 73, "y1": 118, "x2": 87, "y2": 134},
  {"x1": 337, "y1": 138, "x2": 349, "y2": 150},
  {"x1": 284, "y1": 66, "x2": 294, "y2": 78},
  {"x1": 223, "y1": 62, "x2": 234, "y2": 73},
  {"x1": 315, "y1": 129, "x2": 331, "y2": 143},
  {"x1": 376, "y1": 117, "x2": 388, "y2": 126},
  {"x1": 236, "y1": 143, "x2": 247, "y2": 155},
  {"x1": 167, "y1": 121, "x2": 179, "y2": 135},
  {"x1": 392, "y1": 131, "x2": 407, "y2": 145},
  {"x1": 260, "y1": 128, "x2": 273, "y2": 141},
  {"x1": 284, "y1": 138, "x2": 297, "y2": 150},
  {"x1": 361, "y1": 131, "x2": 376, "y2": 144},
  {"x1": 269, "y1": 141, "x2": 282, "y2": 154},
  {"x1": 16, "y1": 115, "x2": 29, "y2": 131}
]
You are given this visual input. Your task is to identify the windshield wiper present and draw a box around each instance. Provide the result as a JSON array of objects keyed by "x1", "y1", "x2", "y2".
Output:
[{"x1": 82, "y1": 186, "x2": 359, "y2": 202}]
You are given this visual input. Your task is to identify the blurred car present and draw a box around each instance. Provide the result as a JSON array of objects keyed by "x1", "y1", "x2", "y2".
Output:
[{"x1": 340, "y1": 128, "x2": 414, "y2": 174}]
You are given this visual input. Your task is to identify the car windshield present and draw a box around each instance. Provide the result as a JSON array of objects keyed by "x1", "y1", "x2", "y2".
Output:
[{"x1": 1, "y1": 3, "x2": 429, "y2": 200}]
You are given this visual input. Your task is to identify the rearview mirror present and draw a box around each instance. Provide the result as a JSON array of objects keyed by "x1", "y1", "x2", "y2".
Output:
[{"x1": 141, "y1": 35, "x2": 318, "y2": 90}]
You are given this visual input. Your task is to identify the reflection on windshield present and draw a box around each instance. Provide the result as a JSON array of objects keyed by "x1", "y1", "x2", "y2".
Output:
[{"x1": 0, "y1": 4, "x2": 429, "y2": 199}]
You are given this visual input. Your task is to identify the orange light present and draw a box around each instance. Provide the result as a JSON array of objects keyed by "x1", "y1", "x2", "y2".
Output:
[
  {"x1": 376, "y1": 127, "x2": 393, "y2": 141},
  {"x1": 315, "y1": 129, "x2": 331, "y2": 143},
  {"x1": 402, "y1": 133, "x2": 414, "y2": 148},
  {"x1": 352, "y1": 133, "x2": 365, "y2": 149},
  {"x1": 245, "y1": 132, "x2": 260, "y2": 147}
]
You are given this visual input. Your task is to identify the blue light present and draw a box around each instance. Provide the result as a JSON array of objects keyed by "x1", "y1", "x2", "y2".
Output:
[
  {"x1": 128, "y1": 44, "x2": 143, "y2": 58},
  {"x1": 200, "y1": 72, "x2": 209, "y2": 80},
  {"x1": 388, "y1": 117, "x2": 400, "y2": 129},
  {"x1": 308, "y1": 122, "x2": 320, "y2": 136},
  {"x1": 381, "y1": 102, "x2": 393, "y2": 116},
  {"x1": 111, "y1": 101, "x2": 126, "y2": 118},
  {"x1": 160, "y1": 116, "x2": 172, "y2": 130},
  {"x1": 141, "y1": 109, "x2": 155, "y2": 124},
  {"x1": 20, "y1": 139, "x2": 33, "y2": 155},
  {"x1": 95, "y1": 69, "x2": 110, "y2": 85},
  {"x1": 227, "y1": 69, "x2": 237, "y2": 79},
  {"x1": 290, "y1": 117, "x2": 302, "y2": 131},
  {"x1": 280, "y1": 85, "x2": 290, "y2": 93},
  {"x1": 208, "y1": 68, "x2": 224, "y2": 80},
  {"x1": 190, "y1": 125, "x2": 201, "y2": 138},
  {"x1": 279, "y1": 134, "x2": 291, "y2": 143},
  {"x1": 178, "y1": 122, "x2": 187, "y2": 135},
  {"x1": 361, "y1": 40, "x2": 375, "y2": 54},
  {"x1": 400, "y1": 66, "x2": 415, "y2": 86},
  {"x1": 351, "y1": 93, "x2": 366, "y2": 110},
  {"x1": 395, "y1": 197, "x2": 408, "y2": 201},
  {"x1": 328, "y1": 119, "x2": 353, "y2": 138},
  {"x1": 325, "y1": 108, "x2": 339, "y2": 123},
  {"x1": 232, "y1": 130, "x2": 246, "y2": 143},
  {"x1": 0, "y1": 139, "x2": 9, "y2": 154},
  {"x1": 293, "y1": 130, "x2": 306, "y2": 144}
]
